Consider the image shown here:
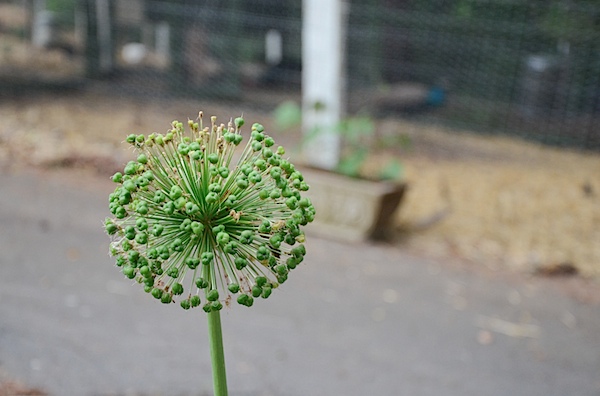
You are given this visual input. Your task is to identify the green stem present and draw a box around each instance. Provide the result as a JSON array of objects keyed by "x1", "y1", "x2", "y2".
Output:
[{"x1": 207, "y1": 310, "x2": 228, "y2": 396}]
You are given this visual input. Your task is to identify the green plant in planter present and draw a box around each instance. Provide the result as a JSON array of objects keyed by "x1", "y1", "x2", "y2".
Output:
[
  {"x1": 105, "y1": 113, "x2": 315, "y2": 396},
  {"x1": 273, "y1": 101, "x2": 406, "y2": 181}
]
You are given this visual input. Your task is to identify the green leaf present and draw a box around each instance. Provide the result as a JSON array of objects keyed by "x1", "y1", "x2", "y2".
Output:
[
  {"x1": 273, "y1": 101, "x2": 302, "y2": 131},
  {"x1": 336, "y1": 148, "x2": 368, "y2": 178},
  {"x1": 379, "y1": 159, "x2": 404, "y2": 181}
]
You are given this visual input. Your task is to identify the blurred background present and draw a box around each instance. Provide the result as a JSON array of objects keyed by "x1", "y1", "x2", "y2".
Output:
[
  {"x1": 1, "y1": 0, "x2": 598, "y2": 278},
  {"x1": 1, "y1": 1, "x2": 600, "y2": 395}
]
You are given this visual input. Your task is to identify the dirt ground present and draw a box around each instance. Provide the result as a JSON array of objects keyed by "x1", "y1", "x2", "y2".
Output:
[{"x1": 0, "y1": 90, "x2": 599, "y2": 284}]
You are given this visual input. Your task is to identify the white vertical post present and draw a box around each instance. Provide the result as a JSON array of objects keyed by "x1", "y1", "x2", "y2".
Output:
[
  {"x1": 96, "y1": 0, "x2": 112, "y2": 73},
  {"x1": 302, "y1": 0, "x2": 347, "y2": 170}
]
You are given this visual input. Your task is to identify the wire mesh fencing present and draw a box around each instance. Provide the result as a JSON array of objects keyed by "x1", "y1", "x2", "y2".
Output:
[{"x1": 0, "y1": 0, "x2": 598, "y2": 148}]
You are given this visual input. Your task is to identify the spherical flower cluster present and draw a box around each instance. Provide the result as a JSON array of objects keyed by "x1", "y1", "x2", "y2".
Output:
[{"x1": 105, "y1": 114, "x2": 315, "y2": 312}]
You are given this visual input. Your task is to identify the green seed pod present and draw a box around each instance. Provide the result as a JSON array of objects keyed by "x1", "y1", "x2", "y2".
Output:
[
  {"x1": 136, "y1": 218, "x2": 148, "y2": 231},
  {"x1": 152, "y1": 191, "x2": 165, "y2": 204},
  {"x1": 234, "y1": 257, "x2": 247, "y2": 270},
  {"x1": 286, "y1": 256, "x2": 299, "y2": 269},
  {"x1": 127, "y1": 250, "x2": 139, "y2": 264},
  {"x1": 186, "y1": 257, "x2": 200, "y2": 269},
  {"x1": 115, "y1": 206, "x2": 127, "y2": 219},
  {"x1": 190, "y1": 295, "x2": 201, "y2": 307},
  {"x1": 270, "y1": 234, "x2": 283, "y2": 249},
  {"x1": 252, "y1": 141, "x2": 262, "y2": 152},
  {"x1": 275, "y1": 264, "x2": 288, "y2": 276},
  {"x1": 225, "y1": 195, "x2": 237, "y2": 207},
  {"x1": 237, "y1": 294, "x2": 254, "y2": 307},
  {"x1": 139, "y1": 265, "x2": 151, "y2": 278},
  {"x1": 262, "y1": 147, "x2": 273, "y2": 159},
  {"x1": 248, "y1": 171, "x2": 262, "y2": 184},
  {"x1": 195, "y1": 277, "x2": 209, "y2": 289},
  {"x1": 201, "y1": 252, "x2": 214, "y2": 265},
  {"x1": 251, "y1": 285, "x2": 262, "y2": 298},
  {"x1": 252, "y1": 123, "x2": 265, "y2": 132},
  {"x1": 212, "y1": 225, "x2": 225, "y2": 234},
  {"x1": 233, "y1": 134, "x2": 243, "y2": 145},
  {"x1": 189, "y1": 150, "x2": 202, "y2": 161},
  {"x1": 286, "y1": 196, "x2": 298, "y2": 210},
  {"x1": 234, "y1": 117, "x2": 244, "y2": 128},
  {"x1": 136, "y1": 134, "x2": 145, "y2": 144},
  {"x1": 118, "y1": 192, "x2": 131, "y2": 205},
  {"x1": 180, "y1": 299, "x2": 191, "y2": 310},
  {"x1": 207, "y1": 289, "x2": 219, "y2": 302},
  {"x1": 105, "y1": 223, "x2": 118, "y2": 235},
  {"x1": 162, "y1": 201, "x2": 175, "y2": 214},
  {"x1": 277, "y1": 146, "x2": 285, "y2": 155},
  {"x1": 216, "y1": 232, "x2": 230, "y2": 246},
  {"x1": 268, "y1": 156, "x2": 280, "y2": 166},
  {"x1": 124, "y1": 161, "x2": 138, "y2": 175},
  {"x1": 261, "y1": 286, "x2": 272, "y2": 299},
  {"x1": 161, "y1": 293, "x2": 172, "y2": 304},
  {"x1": 191, "y1": 221, "x2": 204, "y2": 235},
  {"x1": 136, "y1": 177, "x2": 149, "y2": 188},
  {"x1": 264, "y1": 136, "x2": 275, "y2": 147},
  {"x1": 170, "y1": 185, "x2": 183, "y2": 200},
  {"x1": 112, "y1": 172, "x2": 123, "y2": 183},
  {"x1": 209, "y1": 183, "x2": 222, "y2": 193},
  {"x1": 172, "y1": 282, "x2": 184, "y2": 295},
  {"x1": 152, "y1": 224, "x2": 164, "y2": 237},
  {"x1": 218, "y1": 166, "x2": 230, "y2": 178},
  {"x1": 171, "y1": 237, "x2": 183, "y2": 252},
  {"x1": 178, "y1": 143, "x2": 190, "y2": 155},
  {"x1": 224, "y1": 241, "x2": 237, "y2": 254},
  {"x1": 137, "y1": 153, "x2": 148, "y2": 164},
  {"x1": 172, "y1": 198, "x2": 186, "y2": 211},
  {"x1": 255, "y1": 276, "x2": 267, "y2": 287},
  {"x1": 135, "y1": 232, "x2": 148, "y2": 245},
  {"x1": 146, "y1": 248, "x2": 158, "y2": 259},
  {"x1": 143, "y1": 170, "x2": 154, "y2": 181},
  {"x1": 167, "y1": 266, "x2": 179, "y2": 278},
  {"x1": 115, "y1": 256, "x2": 126, "y2": 267},
  {"x1": 207, "y1": 153, "x2": 219, "y2": 164},
  {"x1": 144, "y1": 276, "x2": 155, "y2": 287},
  {"x1": 269, "y1": 189, "x2": 281, "y2": 199},
  {"x1": 203, "y1": 304, "x2": 213, "y2": 313},
  {"x1": 125, "y1": 225, "x2": 136, "y2": 237},
  {"x1": 258, "y1": 220, "x2": 271, "y2": 233},
  {"x1": 205, "y1": 192, "x2": 219, "y2": 204},
  {"x1": 186, "y1": 202, "x2": 200, "y2": 215},
  {"x1": 151, "y1": 288, "x2": 163, "y2": 299},
  {"x1": 259, "y1": 189, "x2": 270, "y2": 200},
  {"x1": 158, "y1": 246, "x2": 170, "y2": 260},
  {"x1": 236, "y1": 177, "x2": 249, "y2": 189},
  {"x1": 126, "y1": 134, "x2": 137, "y2": 144},
  {"x1": 123, "y1": 266, "x2": 136, "y2": 279},
  {"x1": 240, "y1": 230, "x2": 254, "y2": 244},
  {"x1": 136, "y1": 203, "x2": 149, "y2": 215},
  {"x1": 228, "y1": 283, "x2": 240, "y2": 293}
]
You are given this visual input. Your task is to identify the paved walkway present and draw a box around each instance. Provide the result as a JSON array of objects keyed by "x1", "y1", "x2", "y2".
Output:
[{"x1": 0, "y1": 168, "x2": 599, "y2": 396}]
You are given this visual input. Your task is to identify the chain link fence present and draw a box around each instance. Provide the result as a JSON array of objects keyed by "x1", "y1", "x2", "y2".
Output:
[{"x1": 1, "y1": 0, "x2": 599, "y2": 148}]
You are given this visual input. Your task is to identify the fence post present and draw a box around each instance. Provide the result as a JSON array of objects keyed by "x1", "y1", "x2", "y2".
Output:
[{"x1": 302, "y1": 0, "x2": 348, "y2": 170}]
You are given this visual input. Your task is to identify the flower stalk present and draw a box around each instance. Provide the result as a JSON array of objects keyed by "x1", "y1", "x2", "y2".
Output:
[{"x1": 105, "y1": 113, "x2": 315, "y2": 396}]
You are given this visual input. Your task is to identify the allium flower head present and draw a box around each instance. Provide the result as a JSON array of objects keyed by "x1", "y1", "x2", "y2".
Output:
[{"x1": 105, "y1": 114, "x2": 315, "y2": 312}]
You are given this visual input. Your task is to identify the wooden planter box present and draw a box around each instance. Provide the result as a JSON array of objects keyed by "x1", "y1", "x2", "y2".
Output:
[{"x1": 301, "y1": 167, "x2": 407, "y2": 242}]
